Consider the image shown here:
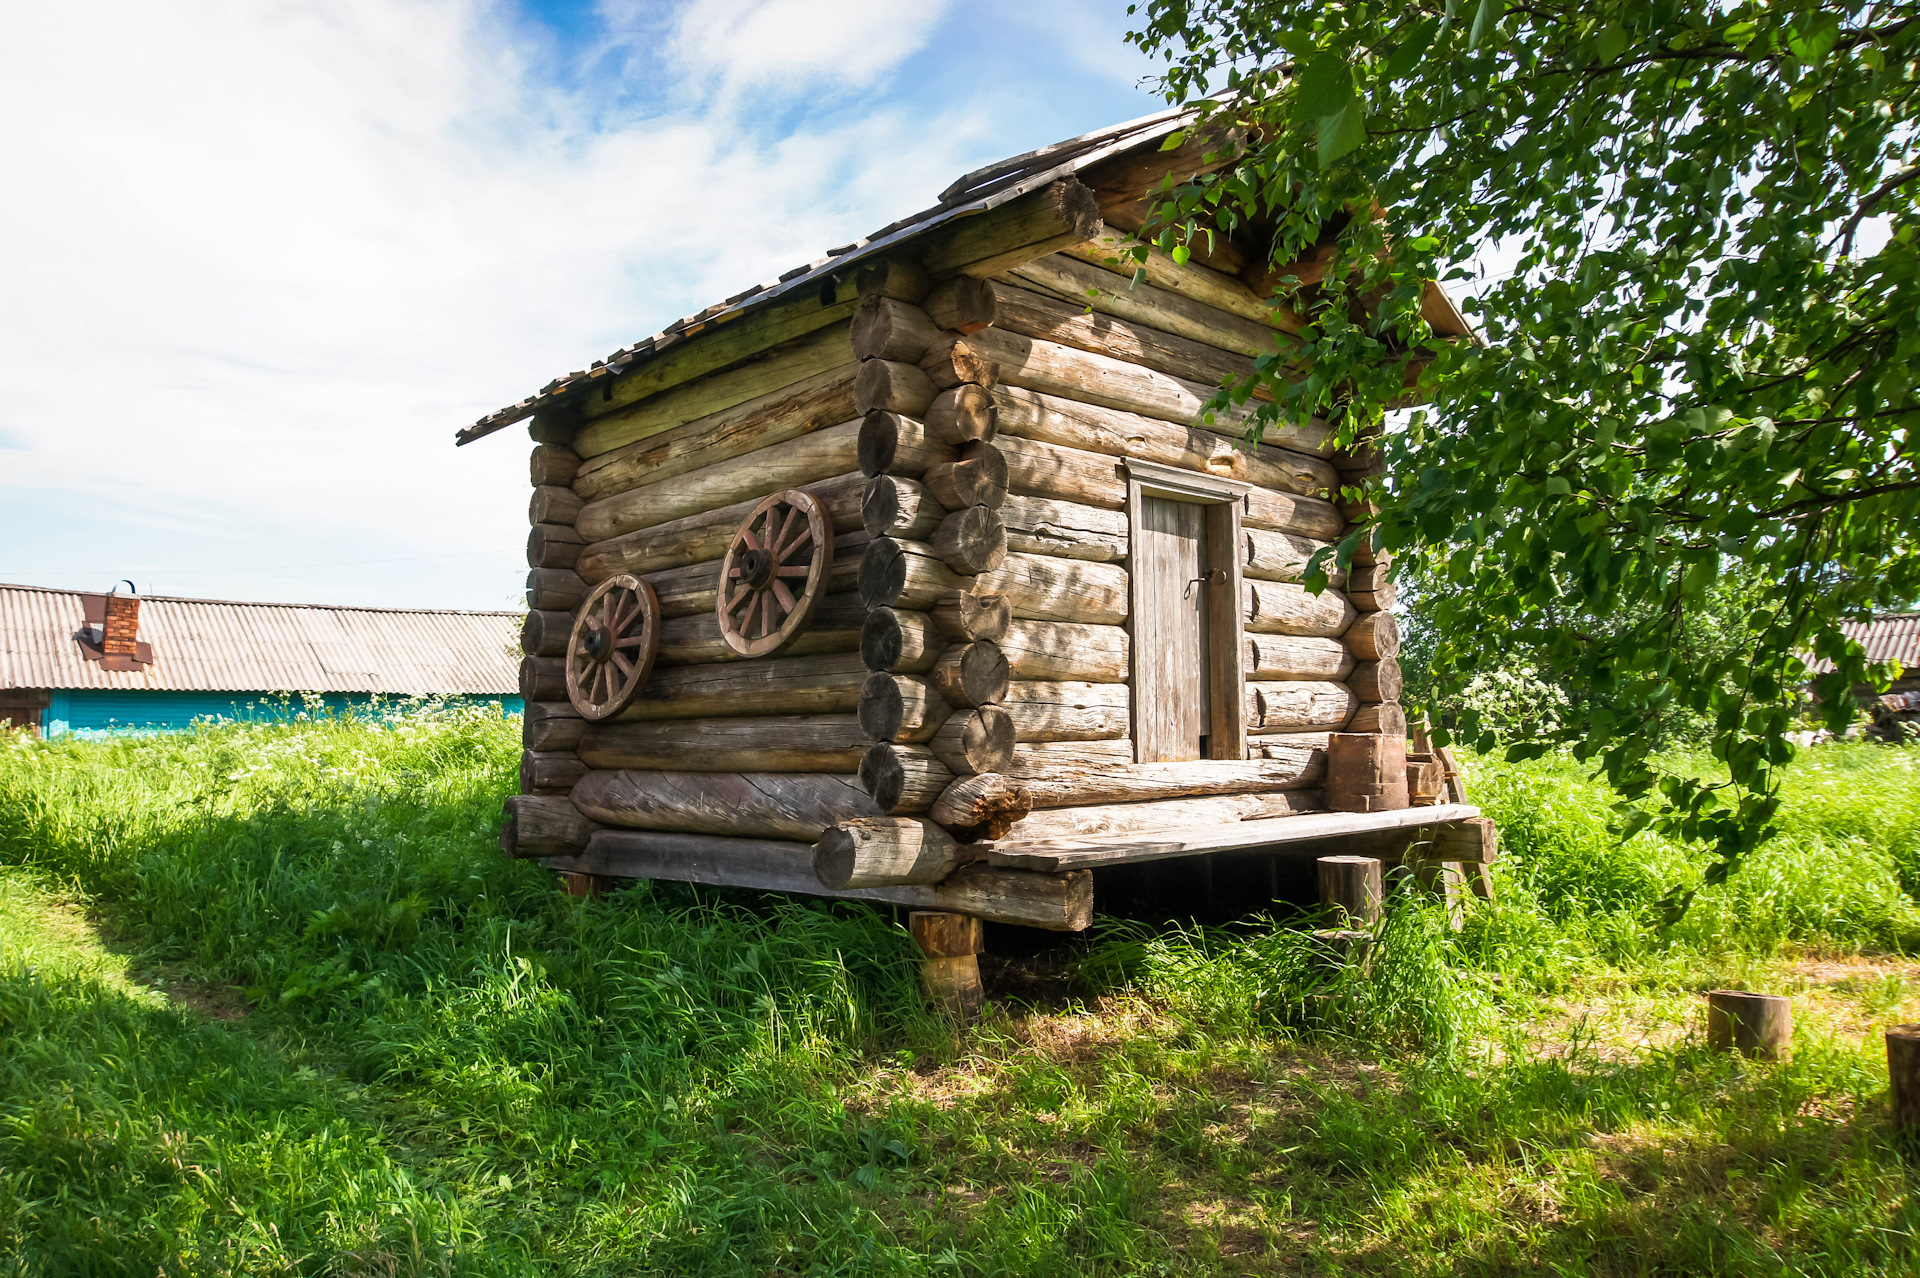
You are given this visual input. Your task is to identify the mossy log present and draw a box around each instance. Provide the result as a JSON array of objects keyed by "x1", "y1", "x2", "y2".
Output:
[
  {"x1": 576, "y1": 421, "x2": 861, "y2": 544},
  {"x1": 573, "y1": 364, "x2": 857, "y2": 502},
  {"x1": 574, "y1": 322, "x2": 854, "y2": 458}
]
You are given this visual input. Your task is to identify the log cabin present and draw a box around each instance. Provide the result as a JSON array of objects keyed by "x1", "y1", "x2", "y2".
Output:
[{"x1": 463, "y1": 106, "x2": 1495, "y2": 1003}]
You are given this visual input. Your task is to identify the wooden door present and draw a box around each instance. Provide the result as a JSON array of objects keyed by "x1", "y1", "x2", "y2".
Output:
[{"x1": 1134, "y1": 495, "x2": 1210, "y2": 760}]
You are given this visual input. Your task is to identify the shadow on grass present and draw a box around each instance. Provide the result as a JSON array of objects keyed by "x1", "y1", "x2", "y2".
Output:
[{"x1": 0, "y1": 953, "x2": 516, "y2": 1276}]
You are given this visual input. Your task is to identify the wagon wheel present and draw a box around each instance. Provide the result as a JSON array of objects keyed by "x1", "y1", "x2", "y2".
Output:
[
  {"x1": 566, "y1": 574, "x2": 660, "y2": 721},
  {"x1": 717, "y1": 489, "x2": 830, "y2": 658}
]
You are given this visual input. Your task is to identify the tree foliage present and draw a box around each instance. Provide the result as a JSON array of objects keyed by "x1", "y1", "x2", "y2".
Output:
[{"x1": 1125, "y1": 0, "x2": 1920, "y2": 907}]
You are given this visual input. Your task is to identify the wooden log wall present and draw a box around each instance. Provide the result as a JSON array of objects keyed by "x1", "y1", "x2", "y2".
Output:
[
  {"x1": 931, "y1": 262, "x2": 1378, "y2": 829},
  {"x1": 508, "y1": 276, "x2": 899, "y2": 859},
  {"x1": 852, "y1": 276, "x2": 1021, "y2": 833}
]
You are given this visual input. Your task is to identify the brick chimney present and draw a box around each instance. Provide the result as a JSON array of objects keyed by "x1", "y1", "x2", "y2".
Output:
[
  {"x1": 102, "y1": 591, "x2": 141, "y2": 659},
  {"x1": 77, "y1": 582, "x2": 154, "y2": 672}
]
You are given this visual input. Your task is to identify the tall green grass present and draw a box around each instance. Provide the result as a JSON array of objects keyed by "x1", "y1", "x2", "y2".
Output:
[{"x1": 2, "y1": 712, "x2": 1918, "y2": 1274}]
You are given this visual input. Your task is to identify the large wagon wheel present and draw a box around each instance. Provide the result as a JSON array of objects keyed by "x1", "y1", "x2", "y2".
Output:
[
  {"x1": 717, "y1": 489, "x2": 830, "y2": 658},
  {"x1": 566, "y1": 573, "x2": 660, "y2": 721}
]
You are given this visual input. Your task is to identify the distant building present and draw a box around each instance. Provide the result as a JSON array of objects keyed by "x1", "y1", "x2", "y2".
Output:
[
  {"x1": 1806, "y1": 612, "x2": 1920, "y2": 740},
  {"x1": 0, "y1": 583, "x2": 522, "y2": 737},
  {"x1": 1838, "y1": 612, "x2": 1920, "y2": 694},
  {"x1": 1807, "y1": 612, "x2": 1920, "y2": 693}
]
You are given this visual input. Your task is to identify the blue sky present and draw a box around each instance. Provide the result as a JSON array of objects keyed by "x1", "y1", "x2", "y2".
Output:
[{"x1": 0, "y1": 0, "x2": 1164, "y2": 610}]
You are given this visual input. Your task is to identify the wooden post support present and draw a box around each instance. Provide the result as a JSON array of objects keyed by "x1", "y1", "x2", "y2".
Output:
[
  {"x1": 557, "y1": 871, "x2": 609, "y2": 898},
  {"x1": 1888, "y1": 1024, "x2": 1920, "y2": 1133},
  {"x1": 1706, "y1": 990, "x2": 1792, "y2": 1059},
  {"x1": 1325, "y1": 732, "x2": 1409, "y2": 812},
  {"x1": 1317, "y1": 855, "x2": 1383, "y2": 927},
  {"x1": 1308, "y1": 927, "x2": 1373, "y2": 973},
  {"x1": 910, "y1": 911, "x2": 984, "y2": 1021}
]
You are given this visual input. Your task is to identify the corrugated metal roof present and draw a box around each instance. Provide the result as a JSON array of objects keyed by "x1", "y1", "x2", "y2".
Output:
[
  {"x1": 455, "y1": 104, "x2": 1203, "y2": 446},
  {"x1": 0, "y1": 583, "x2": 520, "y2": 695},
  {"x1": 1807, "y1": 612, "x2": 1920, "y2": 674}
]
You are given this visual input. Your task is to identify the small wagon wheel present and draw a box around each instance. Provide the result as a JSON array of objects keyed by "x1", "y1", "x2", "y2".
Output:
[
  {"x1": 717, "y1": 488, "x2": 830, "y2": 658},
  {"x1": 566, "y1": 573, "x2": 661, "y2": 721}
]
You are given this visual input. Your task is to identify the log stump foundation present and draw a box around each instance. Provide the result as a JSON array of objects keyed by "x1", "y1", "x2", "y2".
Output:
[{"x1": 911, "y1": 911, "x2": 985, "y2": 1021}]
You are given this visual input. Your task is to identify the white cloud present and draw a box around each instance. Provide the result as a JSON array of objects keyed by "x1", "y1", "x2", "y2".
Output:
[
  {"x1": 0, "y1": 0, "x2": 1161, "y2": 608},
  {"x1": 0, "y1": 0, "x2": 970, "y2": 607},
  {"x1": 659, "y1": 0, "x2": 954, "y2": 99}
]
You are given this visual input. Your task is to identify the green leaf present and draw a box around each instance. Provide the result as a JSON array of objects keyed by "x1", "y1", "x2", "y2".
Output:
[
  {"x1": 1467, "y1": 0, "x2": 1499, "y2": 51},
  {"x1": 1170, "y1": 244, "x2": 1191, "y2": 265},
  {"x1": 1294, "y1": 53, "x2": 1356, "y2": 122},
  {"x1": 1159, "y1": 131, "x2": 1186, "y2": 151},
  {"x1": 1594, "y1": 24, "x2": 1629, "y2": 64},
  {"x1": 1317, "y1": 99, "x2": 1368, "y2": 168},
  {"x1": 1384, "y1": 17, "x2": 1441, "y2": 81}
]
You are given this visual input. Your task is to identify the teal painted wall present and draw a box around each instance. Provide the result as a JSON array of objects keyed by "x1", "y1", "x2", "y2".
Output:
[{"x1": 43, "y1": 691, "x2": 523, "y2": 737}]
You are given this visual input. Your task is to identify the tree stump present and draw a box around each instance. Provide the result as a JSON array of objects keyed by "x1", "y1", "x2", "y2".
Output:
[
  {"x1": 910, "y1": 911, "x2": 984, "y2": 1021},
  {"x1": 1317, "y1": 855, "x2": 1383, "y2": 927},
  {"x1": 1887, "y1": 1024, "x2": 1920, "y2": 1133},
  {"x1": 1706, "y1": 990, "x2": 1792, "y2": 1059}
]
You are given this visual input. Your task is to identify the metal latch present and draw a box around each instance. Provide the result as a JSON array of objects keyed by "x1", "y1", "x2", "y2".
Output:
[{"x1": 1185, "y1": 568, "x2": 1228, "y2": 597}]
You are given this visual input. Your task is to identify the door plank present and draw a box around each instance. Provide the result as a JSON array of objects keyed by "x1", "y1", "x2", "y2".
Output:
[{"x1": 1135, "y1": 495, "x2": 1209, "y2": 760}]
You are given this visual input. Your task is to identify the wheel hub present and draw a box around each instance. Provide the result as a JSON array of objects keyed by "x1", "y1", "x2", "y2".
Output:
[
  {"x1": 582, "y1": 619, "x2": 612, "y2": 663},
  {"x1": 739, "y1": 546, "x2": 775, "y2": 590}
]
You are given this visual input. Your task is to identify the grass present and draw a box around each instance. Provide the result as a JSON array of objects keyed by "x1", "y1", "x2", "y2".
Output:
[{"x1": 1, "y1": 706, "x2": 1918, "y2": 1274}]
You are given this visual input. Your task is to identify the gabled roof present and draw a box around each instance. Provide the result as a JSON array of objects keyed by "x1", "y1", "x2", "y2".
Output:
[
  {"x1": 0, "y1": 583, "x2": 520, "y2": 696},
  {"x1": 1839, "y1": 612, "x2": 1920, "y2": 672},
  {"x1": 455, "y1": 104, "x2": 1201, "y2": 446}
]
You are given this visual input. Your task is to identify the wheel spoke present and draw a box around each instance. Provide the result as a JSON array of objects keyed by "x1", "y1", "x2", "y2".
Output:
[
  {"x1": 610, "y1": 650, "x2": 632, "y2": 676},
  {"x1": 725, "y1": 584, "x2": 753, "y2": 614},
  {"x1": 772, "y1": 580, "x2": 795, "y2": 611},
  {"x1": 615, "y1": 633, "x2": 648, "y2": 648},
  {"x1": 759, "y1": 592, "x2": 776, "y2": 638},
  {"x1": 775, "y1": 565, "x2": 810, "y2": 577},
  {"x1": 592, "y1": 663, "x2": 610, "y2": 704},
  {"x1": 772, "y1": 506, "x2": 803, "y2": 557}
]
